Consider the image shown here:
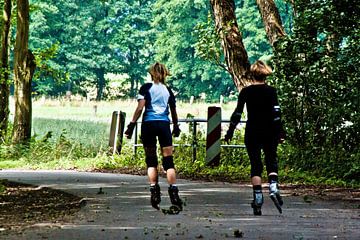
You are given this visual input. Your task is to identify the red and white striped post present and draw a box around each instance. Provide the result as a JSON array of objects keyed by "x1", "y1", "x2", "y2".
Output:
[{"x1": 206, "y1": 107, "x2": 221, "y2": 166}]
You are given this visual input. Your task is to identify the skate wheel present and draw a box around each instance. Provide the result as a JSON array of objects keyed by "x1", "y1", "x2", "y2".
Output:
[
  {"x1": 161, "y1": 205, "x2": 181, "y2": 215},
  {"x1": 169, "y1": 205, "x2": 181, "y2": 214},
  {"x1": 270, "y1": 195, "x2": 282, "y2": 214},
  {"x1": 253, "y1": 208, "x2": 262, "y2": 216},
  {"x1": 251, "y1": 203, "x2": 262, "y2": 216},
  {"x1": 151, "y1": 203, "x2": 160, "y2": 210}
]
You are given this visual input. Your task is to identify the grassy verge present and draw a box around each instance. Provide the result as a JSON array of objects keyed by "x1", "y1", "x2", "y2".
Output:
[
  {"x1": 1, "y1": 128, "x2": 358, "y2": 188},
  {"x1": 1, "y1": 99, "x2": 359, "y2": 188},
  {"x1": 32, "y1": 118, "x2": 109, "y2": 149}
]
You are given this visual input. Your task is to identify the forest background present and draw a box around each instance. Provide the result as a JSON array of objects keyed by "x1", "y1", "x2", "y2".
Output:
[{"x1": 0, "y1": 0, "x2": 359, "y2": 187}]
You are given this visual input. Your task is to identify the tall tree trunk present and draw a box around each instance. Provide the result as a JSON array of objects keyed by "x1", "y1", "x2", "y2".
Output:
[
  {"x1": 0, "y1": 0, "x2": 12, "y2": 141},
  {"x1": 256, "y1": 0, "x2": 286, "y2": 48},
  {"x1": 96, "y1": 68, "x2": 105, "y2": 101},
  {"x1": 210, "y1": 0, "x2": 251, "y2": 91},
  {"x1": 12, "y1": 0, "x2": 36, "y2": 144}
]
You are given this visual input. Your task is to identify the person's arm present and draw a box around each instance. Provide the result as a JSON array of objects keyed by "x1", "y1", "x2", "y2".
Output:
[
  {"x1": 273, "y1": 89, "x2": 286, "y2": 143},
  {"x1": 170, "y1": 106, "x2": 181, "y2": 137},
  {"x1": 124, "y1": 99, "x2": 145, "y2": 139},
  {"x1": 125, "y1": 84, "x2": 148, "y2": 139},
  {"x1": 131, "y1": 99, "x2": 145, "y2": 123},
  {"x1": 170, "y1": 106, "x2": 179, "y2": 126},
  {"x1": 168, "y1": 87, "x2": 180, "y2": 137},
  {"x1": 229, "y1": 95, "x2": 245, "y2": 128},
  {"x1": 225, "y1": 90, "x2": 246, "y2": 143}
]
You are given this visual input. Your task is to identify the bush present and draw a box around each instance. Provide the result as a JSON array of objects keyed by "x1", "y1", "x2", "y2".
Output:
[{"x1": 271, "y1": 0, "x2": 360, "y2": 186}]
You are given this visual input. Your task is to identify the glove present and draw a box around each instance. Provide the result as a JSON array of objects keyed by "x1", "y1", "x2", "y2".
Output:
[
  {"x1": 278, "y1": 128, "x2": 286, "y2": 144},
  {"x1": 274, "y1": 122, "x2": 286, "y2": 144},
  {"x1": 224, "y1": 129, "x2": 234, "y2": 144},
  {"x1": 172, "y1": 124, "x2": 181, "y2": 137},
  {"x1": 224, "y1": 123, "x2": 236, "y2": 144},
  {"x1": 124, "y1": 122, "x2": 136, "y2": 139}
]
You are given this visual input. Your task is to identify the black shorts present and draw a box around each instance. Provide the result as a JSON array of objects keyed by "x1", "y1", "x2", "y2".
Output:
[{"x1": 140, "y1": 121, "x2": 173, "y2": 148}]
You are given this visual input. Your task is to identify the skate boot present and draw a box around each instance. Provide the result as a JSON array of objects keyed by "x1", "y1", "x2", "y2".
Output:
[
  {"x1": 168, "y1": 185, "x2": 183, "y2": 212},
  {"x1": 269, "y1": 180, "x2": 283, "y2": 214},
  {"x1": 150, "y1": 184, "x2": 161, "y2": 210},
  {"x1": 251, "y1": 190, "x2": 263, "y2": 216}
]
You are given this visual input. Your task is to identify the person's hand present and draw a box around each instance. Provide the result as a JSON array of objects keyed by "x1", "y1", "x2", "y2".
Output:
[
  {"x1": 172, "y1": 124, "x2": 181, "y2": 137},
  {"x1": 124, "y1": 122, "x2": 136, "y2": 139},
  {"x1": 224, "y1": 129, "x2": 234, "y2": 144},
  {"x1": 278, "y1": 129, "x2": 286, "y2": 144}
]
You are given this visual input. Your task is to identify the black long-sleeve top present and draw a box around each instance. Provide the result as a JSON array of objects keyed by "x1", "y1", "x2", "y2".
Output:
[{"x1": 230, "y1": 84, "x2": 285, "y2": 136}]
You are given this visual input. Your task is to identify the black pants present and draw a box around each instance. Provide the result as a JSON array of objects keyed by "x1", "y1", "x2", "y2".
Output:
[{"x1": 245, "y1": 128, "x2": 278, "y2": 178}]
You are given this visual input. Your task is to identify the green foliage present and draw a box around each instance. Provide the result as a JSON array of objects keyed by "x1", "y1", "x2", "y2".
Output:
[
  {"x1": 32, "y1": 43, "x2": 69, "y2": 96},
  {"x1": 24, "y1": 0, "x2": 294, "y2": 102},
  {"x1": 272, "y1": 0, "x2": 360, "y2": 184},
  {"x1": 194, "y1": 0, "x2": 294, "y2": 67},
  {"x1": 193, "y1": 13, "x2": 224, "y2": 67},
  {"x1": 236, "y1": 0, "x2": 272, "y2": 62},
  {"x1": 29, "y1": 0, "x2": 154, "y2": 99},
  {"x1": 0, "y1": 184, "x2": 5, "y2": 194},
  {"x1": 152, "y1": 0, "x2": 233, "y2": 101},
  {"x1": 2, "y1": 0, "x2": 359, "y2": 186},
  {"x1": 0, "y1": 134, "x2": 93, "y2": 167},
  {"x1": 1, "y1": 118, "x2": 358, "y2": 186},
  {"x1": 0, "y1": 179, "x2": 7, "y2": 194}
]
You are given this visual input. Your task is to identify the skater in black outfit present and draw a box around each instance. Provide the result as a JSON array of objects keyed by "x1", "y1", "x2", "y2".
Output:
[
  {"x1": 225, "y1": 60, "x2": 285, "y2": 215},
  {"x1": 125, "y1": 62, "x2": 183, "y2": 211}
]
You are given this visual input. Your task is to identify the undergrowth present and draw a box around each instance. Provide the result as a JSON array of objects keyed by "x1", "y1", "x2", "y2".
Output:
[{"x1": 0, "y1": 124, "x2": 359, "y2": 188}]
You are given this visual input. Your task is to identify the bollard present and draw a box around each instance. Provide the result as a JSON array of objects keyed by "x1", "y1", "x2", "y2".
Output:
[
  {"x1": 109, "y1": 111, "x2": 126, "y2": 154},
  {"x1": 93, "y1": 105, "x2": 98, "y2": 116},
  {"x1": 206, "y1": 107, "x2": 221, "y2": 166},
  {"x1": 190, "y1": 96, "x2": 194, "y2": 105}
]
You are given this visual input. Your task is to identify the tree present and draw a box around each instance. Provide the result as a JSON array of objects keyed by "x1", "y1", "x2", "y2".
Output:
[
  {"x1": 256, "y1": 0, "x2": 286, "y2": 48},
  {"x1": 0, "y1": 0, "x2": 11, "y2": 141},
  {"x1": 272, "y1": 0, "x2": 360, "y2": 181},
  {"x1": 29, "y1": 2, "x2": 67, "y2": 97},
  {"x1": 153, "y1": 0, "x2": 234, "y2": 101},
  {"x1": 111, "y1": 0, "x2": 154, "y2": 98},
  {"x1": 235, "y1": 0, "x2": 273, "y2": 63},
  {"x1": 12, "y1": 0, "x2": 36, "y2": 143},
  {"x1": 197, "y1": 0, "x2": 292, "y2": 90},
  {"x1": 210, "y1": 0, "x2": 251, "y2": 91},
  {"x1": 29, "y1": 0, "x2": 155, "y2": 100}
]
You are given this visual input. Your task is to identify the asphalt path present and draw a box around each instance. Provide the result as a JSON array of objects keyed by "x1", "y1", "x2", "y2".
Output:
[{"x1": 0, "y1": 170, "x2": 359, "y2": 240}]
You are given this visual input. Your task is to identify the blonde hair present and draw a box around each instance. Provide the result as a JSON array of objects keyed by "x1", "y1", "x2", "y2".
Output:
[
  {"x1": 148, "y1": 62, "x2": 170, "y2": 84},
  {"x1": 250, "y1": 60, "x2": 272, "y2": 81}
]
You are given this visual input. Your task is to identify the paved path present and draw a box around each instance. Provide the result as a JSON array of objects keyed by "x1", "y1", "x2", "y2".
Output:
[{"x1": 0, "y1": 170, "x2": 359, "y2": 240}]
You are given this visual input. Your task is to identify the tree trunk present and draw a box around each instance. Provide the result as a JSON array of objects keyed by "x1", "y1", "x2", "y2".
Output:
[
  {"x1": 96, "y1": 68, "x2": 105, "y2": 101},
  {"x1": 0, "y1": 0, "x2": 12, "y2": 141},
  {"x1": 210, "y1": 0, "x2": 251, "y2": 91},
  {"x1": 256, "y1": 0, "x2": 286, "y2": 48},
  {"x1": 12, "y1": 0, "x2": 36, "y2": 144}
]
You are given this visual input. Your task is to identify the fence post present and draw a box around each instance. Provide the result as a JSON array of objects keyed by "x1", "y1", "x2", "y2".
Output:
[
  {"x1": 192, "y1": 119, "x2": 197, "y2": 162},
  {"x1": 206, "y1": 107, "x2": 221, "y2": 166},
  {"x1": 109, "y1": 111, "x2": 126, "y2": 154}
]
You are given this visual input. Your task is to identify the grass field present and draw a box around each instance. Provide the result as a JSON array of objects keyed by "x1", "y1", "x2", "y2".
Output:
[
  {"x1": 3, "y1": 98, "x2": 247, "y2": 175},
  {"x1": 5, "y1": 98, "x2": 357, "y2": 186},
  {"x1": 21, "y1": 98, "x2": 239, "y2": 148},
  {"x1": 30, "y1": 98, "x2": 237, "y2": 121}
]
